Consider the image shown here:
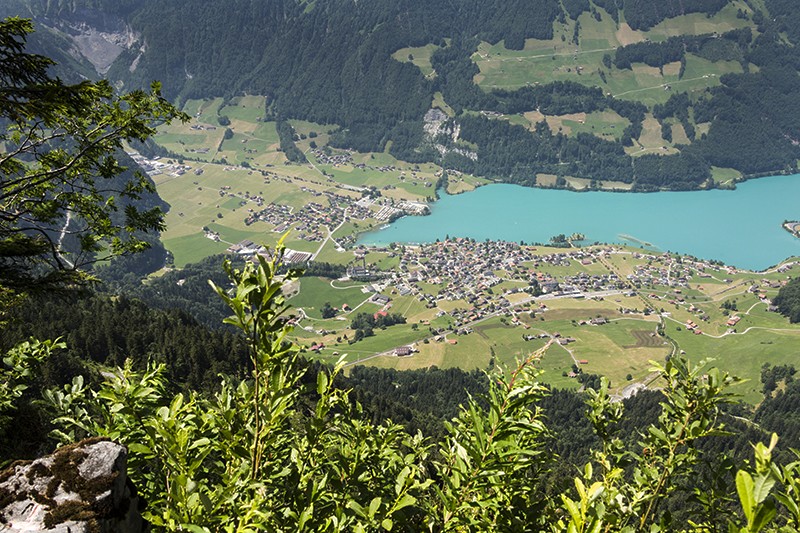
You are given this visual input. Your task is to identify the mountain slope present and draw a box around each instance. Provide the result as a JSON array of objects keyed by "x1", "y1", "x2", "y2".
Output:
[{"x1": 7, "y1": 0, "x2": 800, "y2": 190}]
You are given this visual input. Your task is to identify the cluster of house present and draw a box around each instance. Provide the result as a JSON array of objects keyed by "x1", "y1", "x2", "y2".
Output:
[
  {"x1": 626, "y1": 258, "x2": 695, "y2": 289},
  {"x1": 350, "y1": 242, "x2": 650, "y2": 329},
  {"x1": 376, "y1": 239, "x2": 542, "y2": 329},
  {"x1": 219, "y1": 188, "x2": 266, "y2": 209},
  {"x1": 397, "y1": 239, "x2": 531, "y2": 295},
  {"x1": 355, "y1": 163, "x2": 400, "y2": 173},
  {"x1": 243, "y1": 202, "x2": 332, "y2": 242},
  {"x1": 684, "y1": 319, "x2": 704, "y2": 335},
  {"x1": 356, "y1": 242, "x2": 797, "y2": 345},
  {"x1": 238, "y1": 186, "x2": 381, "y2": 246},
  {"x1": 373, "y1": 205, "x2": 404, "y2": 221},
  {"x1": 354, "y1": 196, "x2": 430, "y2": 222}
]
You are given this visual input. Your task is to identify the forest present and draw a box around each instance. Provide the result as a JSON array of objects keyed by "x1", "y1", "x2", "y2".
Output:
[
  {"x1": 774, "y1": 277, "x2": 800, "y2": 323},
  {"x1": 6, "y1": 0, "x2": 800, "y2": 189}
]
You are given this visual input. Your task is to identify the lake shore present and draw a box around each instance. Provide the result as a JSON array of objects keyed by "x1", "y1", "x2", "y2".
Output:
[{"x1": 359, "y1": 173, "x2": 800, "y2": 271}]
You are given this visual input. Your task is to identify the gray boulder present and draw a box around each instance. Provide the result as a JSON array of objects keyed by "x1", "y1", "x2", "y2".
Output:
[{"x1": 0, "y1": 437, "x2": 146, "y2": 532}]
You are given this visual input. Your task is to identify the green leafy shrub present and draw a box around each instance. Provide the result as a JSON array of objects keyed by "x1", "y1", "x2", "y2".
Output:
[{"x1": 37, "y1": 242, "x2": 800, "y2": 532}]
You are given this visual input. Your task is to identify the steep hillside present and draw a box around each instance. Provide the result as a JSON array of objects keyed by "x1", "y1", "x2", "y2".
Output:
[{"x1": 7, "y1": 0, "x2": 800, "y2": 190}]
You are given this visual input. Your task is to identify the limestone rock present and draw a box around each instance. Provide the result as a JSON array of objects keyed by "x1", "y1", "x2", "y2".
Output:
[{"x1": 0, "y1": 437, "x2": 146, "y2": 533}]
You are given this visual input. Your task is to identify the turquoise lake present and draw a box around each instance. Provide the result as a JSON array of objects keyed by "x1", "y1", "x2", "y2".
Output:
[{"x1": 359, "y1": 174, "x2": 800, "y2": 271}]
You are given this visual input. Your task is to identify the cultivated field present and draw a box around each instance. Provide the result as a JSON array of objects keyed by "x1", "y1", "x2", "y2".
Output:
[
  {"x1": 144, "y1": 3, "x2": 800, "y2": 401},
  {"x1": 292, "y1": 245, "x2": 800, "y2": 402},
  {"x1": 149, "y1": 97, "x2": 449, "y2": 265}
]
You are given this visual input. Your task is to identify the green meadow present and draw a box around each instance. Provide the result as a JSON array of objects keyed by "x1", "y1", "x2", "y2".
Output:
[
  {"x1": 297, "y1": 247, "x2": 800, "y2": 402},
  {"x1": 142, "y1": 2, "x2": 800, "y2": 402},
  {"x1": 392, "y1": 44, "x2": 441, "y2": 78},
  {"x1": 288, "y1": 277, "x2": 371, "y2": 318}
]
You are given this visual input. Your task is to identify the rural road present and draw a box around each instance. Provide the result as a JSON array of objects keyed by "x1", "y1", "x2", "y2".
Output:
[{"x1": 313, "y1": 207, "x2": 348, "y2": 259}]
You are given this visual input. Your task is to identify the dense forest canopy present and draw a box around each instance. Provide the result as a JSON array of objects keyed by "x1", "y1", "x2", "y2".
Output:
[
  {"x1": 4, "y1": 0, "x2": 800, "y2": 190},
  {"x1": 774, "y1": 277, "x2": 800, "y2": 323}
]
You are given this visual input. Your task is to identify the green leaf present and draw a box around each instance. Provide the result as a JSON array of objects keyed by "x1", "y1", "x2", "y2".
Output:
[
  {"x1": 752, "y1": 498, "x2": 776, "y2": 532},
  {"x1": 395, "y1": 466, "x2": 410, "y2": 496},
  {"x1": 127, "y1": 443, "x2": 153, "y2": 456},
  {"x1": 189, "y1": 438, "x2": 211, "y2": 450},
  {"x1": 317, "y1": 371, "x2": 328, "y2": 395},
  {"x1": 298, "y1": 503, "x2": 314, "y2": 530},
  {"x1": 753, "y1": 474, "x2": 776, "y2": 506},
  {"x1": 347, "y1": 500, "x2": 366, "y2": 518},
  {"x1": 737, "y1": 470, "x2": 755, "y2": 524},
  {"x1": 587, "y1": 482, "x2": 605, "y2": 504},
  {"x1": 381, "y1": 518, "x2": 393, "y2": 531},
  {"x1": 368, "y1": 496, "x2": 381, "y2": 518},
  {"x1": 393, "y1": 493, "x2": 416, "y2": 512},
  {"x1": 179, "y1": 525, "x2": 208, "y2": 533},
  {"x1": 562, "y1": 496, "x2": 581, "y2": 524},
  {"x1": 199, "y1": 492, "x2": 214, "y2": 513}
]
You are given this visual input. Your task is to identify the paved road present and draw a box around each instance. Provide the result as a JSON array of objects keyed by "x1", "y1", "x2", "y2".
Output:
[{"x1": 313, "y1": 207, "x2": 348, "y2": 260}]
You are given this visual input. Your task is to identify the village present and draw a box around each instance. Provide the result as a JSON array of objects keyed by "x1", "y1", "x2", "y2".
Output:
[
  {"x1": 130, "y1": 100, "x2": 800, "y2": 398},
  {"x1": 280, "y1": 233, "x2": 799, "y2": 398},
  {"x1": 135, "y1": 147, "x2": 796, "y2": 350},
  {"x1": 128, "y1": 149, "x2": 439, "y2": 256}
]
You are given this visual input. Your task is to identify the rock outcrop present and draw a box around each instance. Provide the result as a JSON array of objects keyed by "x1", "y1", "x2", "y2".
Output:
[{"x1": 0, "y1": 437, "x2": 146, "y2": 533}]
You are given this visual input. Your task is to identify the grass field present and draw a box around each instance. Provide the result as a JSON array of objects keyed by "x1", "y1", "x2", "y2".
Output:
[
  {"x1": 162, "y1": 232, "x2": 228, "y2": 266},
  {"x1": 642, "y1": 1, "x2": 754, "y2": 42},
  {"x1": 219, "y1": 96, "x2": 265, "y2": 123},
  {"x1": 711, "y1": 166, "x2": 743, "y2": 186},
  {"x1": 288, "y1": 277, "x2": 371, "y2": 318},
  {"x1": 521, "y1": 109, "x2": 629, "y2": 140},
  {"x1": 446, "y1": 173, "x2": 488, "y2": 194},
  {"x1": 472, "y1": 2, "x2": 752, "y2": 109},
  {"x1": 672, "y1": 326, "x2": 800, "y2": 403},
  {"x1": 339, "y1": 298, "x2": 669, "y2": 390},
  {"x1": 392, "y1": 44, "x2": 441, "y2": 78},
  {"x1": 626, "y1": 113, "x2": 678, "y2": 156},
  {"x1": 432, "y1": 92, "x2": 455, "y2": 116}
]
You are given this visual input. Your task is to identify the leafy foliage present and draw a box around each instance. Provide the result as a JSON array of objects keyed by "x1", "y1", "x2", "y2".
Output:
[
  {"x1": 0, "y1": 338, "x2": 62, "y2": 426},
  {"x1": 0, "y1": 17, "x2": 185, "y2": 312},
  {"x1": 46, "y1": 242, "x2": 432, "y2": 531},
  {"x1": 30, "y1": 242, "x2": 800, "y2": 531}
]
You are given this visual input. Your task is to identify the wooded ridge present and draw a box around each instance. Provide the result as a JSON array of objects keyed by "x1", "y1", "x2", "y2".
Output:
[{"x1": 6, "y1": 0, "x2": 800, "y2": 190}]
